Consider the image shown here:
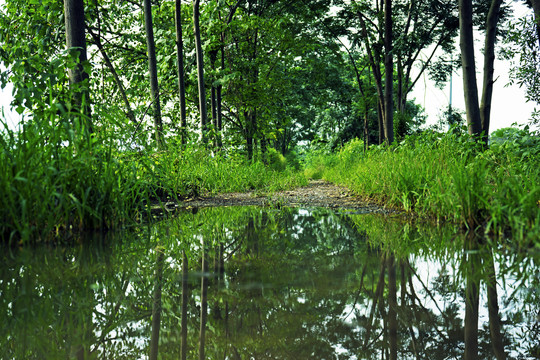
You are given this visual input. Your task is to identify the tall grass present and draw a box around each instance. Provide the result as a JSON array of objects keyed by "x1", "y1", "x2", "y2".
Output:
[
  {"x1": 305, "y1": 130, "x2": 540, "y2": 242},
  {"x1": 0, "y1": 114, "x2": 306, "y2": 245}
]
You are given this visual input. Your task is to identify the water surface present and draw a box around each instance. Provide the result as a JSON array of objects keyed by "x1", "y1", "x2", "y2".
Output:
[{"x1": 1, "y1": 207, "x2": 539, "y2": 359}]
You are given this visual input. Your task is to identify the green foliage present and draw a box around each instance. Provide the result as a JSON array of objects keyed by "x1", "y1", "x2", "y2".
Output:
[
  {"x1": 305, "y1": 129, "x2": 540, "y2": 242},
  {"x1": 0, "y1": 117, "x2": 143, "y2": 244},
  {"x1": 502, "y1": 14, "x2": 540, "y2": 104},
  {"x1": 267, "y1": 148, "x2": 287, "y2": 172},
  {"x1": 0, "y1": 114, "x2": 307, "y2": 244}
]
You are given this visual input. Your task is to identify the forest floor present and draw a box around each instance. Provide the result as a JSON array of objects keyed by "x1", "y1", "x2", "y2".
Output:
[{"x1": 171, "y1": 179, "x2": 391, "y2": 214}]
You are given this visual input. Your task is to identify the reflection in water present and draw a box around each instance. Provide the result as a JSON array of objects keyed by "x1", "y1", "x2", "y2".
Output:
[{"x1": 0, "y1": 207, "x2": 539, "y2": 359}]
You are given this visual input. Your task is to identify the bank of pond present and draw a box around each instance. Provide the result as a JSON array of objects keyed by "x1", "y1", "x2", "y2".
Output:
[{"x1": 1, "y1": 206, "x2": 538, "y2": 359}]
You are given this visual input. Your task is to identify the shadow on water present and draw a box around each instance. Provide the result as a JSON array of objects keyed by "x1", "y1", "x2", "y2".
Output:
[{"x1": 1, "y1": 207, "x2": 539, "y2": 359}]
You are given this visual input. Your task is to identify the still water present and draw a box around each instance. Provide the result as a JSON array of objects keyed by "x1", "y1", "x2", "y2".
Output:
[{"x1": 1, "y1": 207, "x2": 539, "y2": 359}]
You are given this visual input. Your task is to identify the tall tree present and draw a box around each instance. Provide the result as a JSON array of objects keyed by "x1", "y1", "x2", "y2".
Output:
[
  {"x1": 459, "y1": 0, "x2": 504, "y2": 141},
  {"x1": 175, "y1": 0, "x2": 188, "y2": 147},
  {"x1": 193, "y1": 0, "x2": 208, "y2": 145},
  {"x1": 383, "y1": 0, "x2": 394, "y2": 145},
  {"x1": 64, "y1": 0, "x2": 92, "y2": 129},
  {"x1": 143, "y1": 0, "x2": 165, "y2": 148}
]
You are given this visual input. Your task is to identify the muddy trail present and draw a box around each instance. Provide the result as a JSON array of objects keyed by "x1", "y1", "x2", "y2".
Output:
[{"x1": 166, "y1": 180, "x2": 390, "y2": 214}]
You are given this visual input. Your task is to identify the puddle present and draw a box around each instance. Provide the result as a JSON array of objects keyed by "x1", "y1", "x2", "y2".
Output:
[{"x1": 1, "y1": 207, "x2": 539, "y2": 359}]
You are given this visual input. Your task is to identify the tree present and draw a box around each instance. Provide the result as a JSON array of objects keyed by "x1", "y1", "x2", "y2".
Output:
[
  {"x1": 143, "y1": 0, "x2": 165, "y2": 148},
  {"x1": 346, "y1": 0, "x2": 459, "y2": 145},
  {"x1": 383, "y1": 0, "x2": 394, "y2": 145},
  {"x1": 64, "y1": 0, "x2": 92, "y2": 130},
  {"x1": 193, "y1": 0, "x2": 208, "y2": 145},
  {"x1": 176, "y1": 0, "x2": 188, "y2": 147},
  {"x1": 459, "y1": 0, "x2": 504, "y2": 142}
]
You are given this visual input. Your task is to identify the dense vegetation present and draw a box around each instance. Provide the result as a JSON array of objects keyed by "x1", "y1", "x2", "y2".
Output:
[
  {"x1": 1, "y1": 0, "x2": 539, "y2": 243},
  {"x1": 305, "y1": 127, "x2": 540, "y2": 242}
]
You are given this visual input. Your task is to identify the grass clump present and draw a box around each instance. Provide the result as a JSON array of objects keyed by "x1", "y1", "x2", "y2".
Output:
[
  {"x1": 0, "y1": 117, "x2": 306, "y2": 245},
  {"x1": 305, "y1": 128, "x2": 540, "y2": 242}
]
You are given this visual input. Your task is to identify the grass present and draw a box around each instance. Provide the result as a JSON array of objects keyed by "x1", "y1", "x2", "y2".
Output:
[
  {"x1": 0, "y1": 115, "x2": 307, "y2": 245},
  {"x1": 304, "y1": 129, "x2": 540, "y2": 243}
]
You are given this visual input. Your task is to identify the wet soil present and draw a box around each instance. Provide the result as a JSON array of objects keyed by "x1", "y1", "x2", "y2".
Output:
[{"x1": 168, "y1": 180, "x2": 390, "y2": 214}]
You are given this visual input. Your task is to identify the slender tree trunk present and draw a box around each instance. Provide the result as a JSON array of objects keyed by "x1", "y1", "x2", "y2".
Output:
[
  {"x1": 210, "y1": 50, "x2": 218, "y2": 150},
  {"x1": 181, "y1": 250, "x2": 189, "y2": 360},
  {"x1": 176, "y1": 0, "x2": 188, "y2": 147},
  {"x1": 143, "y1": 0, "x2": 164, "y2": 148},
  {"x1": 359, "y1": 12, "x2": 385, "y2": 142},
  {"x1": 480, "y1": 0, "x2": 504, "y2": 144},
  {"x1": 383, "y1": 0, "x2": 394, "y2": 145},
  {"x1": 364, "y1": 110, "x2": 369, "y2": 153},
  {"x1": 193, "y1": 0, "x2": 208, "y2": 145},
  {"x1": 260, "y1": 137, "x2": 268, "y2": 164},
  {"x1": 216, "y1": 82, "x2": 223, "y2": 150},
  {"x1": 377, "y1": 102, "x2": 384, "y2": 144},
  {"x1": 149, "y1": 247, "x2": 164, "y2": 360},
  {"x1": 245, "y1": 111, "x2": 254, "y2": 161},
  {"x1": 459, "y1": 0, "x2": 483, "y2": 137},
  {"x1": 216, "y1": 44, "x2": 224, "y2": 151},
  {"x1": 397, "y1": 57, "x2": 406, "y2": 113},
  {"x1": 63, "y1": 0, "x2": 92, "y2": 130}
]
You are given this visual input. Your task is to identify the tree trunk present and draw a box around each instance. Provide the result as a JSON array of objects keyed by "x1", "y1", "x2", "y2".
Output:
[
  {"x1": 210, "y1": 50, "x2": 218, "y2": 150},
  {"x1": 359, "y1": 12, "x2": 385, "y2": 143},
  {"x1": 143, "y1": 0, "x2": 164, "y2": 148},
  {"x1": 480, "y1": 0, "x2": 504, "y2": 144},
  {"x1": 377, "y1": 102, "x2": 384, "y2": 145},
  {"x1": 260, "y1": 137, "x2": 268, "y2": 164},
  {"x1": 63, "y1": 0, "x2": 92, "y2": 130},
  {"x1": 363, "y1": 110, "x2": 369, "y2": 153},
  {"x1": 383, "y1": 0, "x2": 394, "y2": 145},
  {"x1": 176, "y1": 0, "x2": 188, "y2": 147},
  {"x1": 459, "y1": 0, "x2": 483, "y2": 137},
  {"x1": 217, "y1": 81, "x2": 223, "y2": 150},
  {"x1": 193, "y1": 0, "x2": 208, "y2": 145}
]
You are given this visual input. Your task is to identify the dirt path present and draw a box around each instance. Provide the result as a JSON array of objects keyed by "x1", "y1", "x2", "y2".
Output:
[{"x1": 174, "y1": 180, "x2": 389, "y2": 214}]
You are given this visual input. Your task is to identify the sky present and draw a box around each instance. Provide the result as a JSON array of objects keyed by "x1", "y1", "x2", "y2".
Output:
[{"x1": 1, "y1": 1, "x2": 538, "y2": 134}]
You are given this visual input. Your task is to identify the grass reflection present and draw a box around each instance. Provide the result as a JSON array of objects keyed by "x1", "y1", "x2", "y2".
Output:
[{"x1": 0, "y1": 207, "x2": 538, "y2": 359}]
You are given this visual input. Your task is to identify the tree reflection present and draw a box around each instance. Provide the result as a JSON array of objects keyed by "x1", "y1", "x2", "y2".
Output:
[{"x1": 0, "y1": 207, "x2": 538, "y2": 359}]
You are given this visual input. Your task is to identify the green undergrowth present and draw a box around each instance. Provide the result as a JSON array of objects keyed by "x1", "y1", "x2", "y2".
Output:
[
  {"x1": 305, "y1": 130, "x2": 540, "y2": 243},
  {"x1": 0, "y1": 119, "x2": 306, "y2": 245}
]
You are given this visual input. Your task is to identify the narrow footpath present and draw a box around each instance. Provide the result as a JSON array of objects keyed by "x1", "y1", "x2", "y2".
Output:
[{"x1": 174, "y1": 179, "x2": 390, "y2": 213}]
